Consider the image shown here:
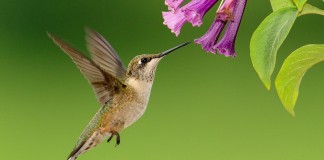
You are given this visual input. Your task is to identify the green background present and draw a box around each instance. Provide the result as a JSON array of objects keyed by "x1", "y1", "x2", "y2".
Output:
[{"x1": 0, "y1": 0, "x2": 324, "y2": 159}]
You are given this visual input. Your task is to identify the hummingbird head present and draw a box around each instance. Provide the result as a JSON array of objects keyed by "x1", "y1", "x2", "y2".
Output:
[{"x1": 126, "y1": 42, "x2": 190, "y2": 82}]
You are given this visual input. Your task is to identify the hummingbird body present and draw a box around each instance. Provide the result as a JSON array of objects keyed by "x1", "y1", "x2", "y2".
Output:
[
  {"x1": 48, "y1": 29, "x2": 189, "y2": 160},
  {"x1": 67, "y1": 84, "x2": 151, "y2": 160}
]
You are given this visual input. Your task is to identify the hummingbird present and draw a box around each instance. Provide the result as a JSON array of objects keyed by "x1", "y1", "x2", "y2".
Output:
[{"x1": 48, "y1": 29, "x2": 190, "y2": 160}]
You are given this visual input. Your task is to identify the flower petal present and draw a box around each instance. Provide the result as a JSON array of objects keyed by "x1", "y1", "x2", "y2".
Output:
[
  {"x1": 183, "y1": 0, "x2": 219, "y2": 27},
  {"x1": 195, "y1": 19, "x2": 226, "y2": 53},
  {"x1": 165, "y1": 0, "x2": 184, "y2": 12},
  {"x1": 216, "y1": 0, "x2": 236, "y2": 21},
  {"x1": 215, "y1": 0, "x2": 247, "y2": 57},
  {"x1": 162, "y1": 11, "x2": 187, "y2": 36}
]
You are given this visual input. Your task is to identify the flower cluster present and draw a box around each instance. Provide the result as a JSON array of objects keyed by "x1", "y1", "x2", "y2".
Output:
[{"x1": 163, "y1": 0, "x2": 247, "y2": 57}]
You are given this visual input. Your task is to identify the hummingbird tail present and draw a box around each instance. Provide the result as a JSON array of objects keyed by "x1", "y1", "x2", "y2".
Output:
[
  {"x1": 67, "y1": 131, "x2": 110, "y2": 160},
  {"x1": 67, "y1": 157, "x2": 76, "y2": 160}
]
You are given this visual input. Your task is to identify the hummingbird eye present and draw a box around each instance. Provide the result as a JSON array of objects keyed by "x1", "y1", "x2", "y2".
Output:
[{"x1": 140, "y1": 58, "x2": 150, "y2": 64}]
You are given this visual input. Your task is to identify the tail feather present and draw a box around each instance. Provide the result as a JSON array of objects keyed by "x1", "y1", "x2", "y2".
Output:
[
  {"x1": 68, "y1": 157, "x2": 76, "y2": 160},
  {"x1": 67, "y1": 131, "x2": 110, "y2": 160}
]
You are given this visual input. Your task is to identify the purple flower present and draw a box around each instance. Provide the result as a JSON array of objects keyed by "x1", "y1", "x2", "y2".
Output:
[
  {"x1": 216, "y1": 0, "x2": 236, "y2": 21},
  {"x1": 183, "y1": 0, "x2": 218, "y2": 27},
  {"x1": 162, "y1": 11, "x2": 187, "y2": 36},
  {"x1": 215, "y1": 0, "x2": 247, "y2": 57},
  {"x1": 165, "y1": 0, "x2": 184, "y2": 12},
  {"x1": 162, "y1": 0, "x2": 247, "y2": 57},
  {"x1": 194, "y1": 19, "x2": 225, "y2": 53},
  {"x1": 162, "y1": 0, "x2": 218, "y2": 36}
]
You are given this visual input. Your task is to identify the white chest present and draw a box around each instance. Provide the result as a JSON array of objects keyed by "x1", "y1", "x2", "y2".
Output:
[
  {"x1": 126, "y1": 78, "x2": 153, "y2": 102},
  {"x1": 123, "y1": 78, "x2": 154, "y2": 128}
]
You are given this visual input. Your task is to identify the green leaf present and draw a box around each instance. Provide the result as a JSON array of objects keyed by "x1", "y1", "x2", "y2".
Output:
[
  {"x1": 270, "y1": 0, "x2": 295, "y2": 11},
  {"x1": 275, "y1": 44, "x2": 324, "y2": 116},
  {"x1": 250, "y1": 7, "x2": 298, "y2": 90},
  {"x1": 293, "y1": 0, "x2": 307, "y2": 11},
  {"x1": 299, "y1": 3, "x2": 324, "y2": 16}
]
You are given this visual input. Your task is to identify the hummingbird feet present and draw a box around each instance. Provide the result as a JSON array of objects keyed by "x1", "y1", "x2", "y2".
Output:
[{"x1": 107, "y1": 131, "x2": 120, "y2": 147}]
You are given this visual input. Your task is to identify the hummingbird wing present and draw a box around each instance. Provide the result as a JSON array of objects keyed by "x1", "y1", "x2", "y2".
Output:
[
  {"x1": 48, "y1": 33, "x2": 125, "y2": 105},
  {"x1": 85, "y1": 28, "x2": 127, "y2": 82}
]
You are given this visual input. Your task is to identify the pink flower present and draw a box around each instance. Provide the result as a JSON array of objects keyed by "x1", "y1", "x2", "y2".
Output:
[
  {"x1": 163, "y1": 0, "x2": 218, "y2": 36},
  {"x1": 183, "y1": 0, "x2": 218, "y2": 27},
  {"x1": 165, "y1": 0, "x2": 184, "y2": 12},
  {"x1": 162, "y1": 0, "x2": 247, "y2": 57},
  {"x1": 162, "y1": 11, "x2": 187, "y2": 36}
]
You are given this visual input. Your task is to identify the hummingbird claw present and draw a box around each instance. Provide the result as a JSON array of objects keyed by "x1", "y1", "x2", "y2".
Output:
[
  {"x1": 115, "y1": 132, "x2": 120, "y2": 147},
  {"x1": 107, "y1": 134, "x2": 113, "y2": 143},
  {"x1": 107, "y1": 131, "x2": 121, "y2": 147}
]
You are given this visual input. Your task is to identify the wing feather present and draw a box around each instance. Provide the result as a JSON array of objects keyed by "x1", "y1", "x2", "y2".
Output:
[
  {"x1": 85, "y1": 28, "x2": 127, "y2": 81},
  {"x1": 48, "y1": 33, "x2": 124, "y2": 105}
]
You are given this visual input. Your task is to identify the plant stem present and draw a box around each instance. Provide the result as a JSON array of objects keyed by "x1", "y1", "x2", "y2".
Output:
[{"x1": 299, "y1": 3, "x2": 324, "y2": 16}]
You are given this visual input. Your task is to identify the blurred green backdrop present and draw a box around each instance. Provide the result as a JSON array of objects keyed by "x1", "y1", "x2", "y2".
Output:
[{"x1": 0, "y1": 0, "x2": 324, "y2": 160}]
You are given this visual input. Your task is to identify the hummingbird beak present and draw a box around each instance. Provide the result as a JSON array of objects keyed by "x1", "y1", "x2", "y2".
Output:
[{"x1": 156, "y1": 41, "x2": 191, "y2": 58}]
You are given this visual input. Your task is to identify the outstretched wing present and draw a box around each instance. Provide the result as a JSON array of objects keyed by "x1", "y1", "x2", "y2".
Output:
[
  {"x1": 48, "y1": 33, "x2": 125, "y2": 105},
  {"x1": 85, "y1": 28, "x2": 127, "y2": 82}
]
